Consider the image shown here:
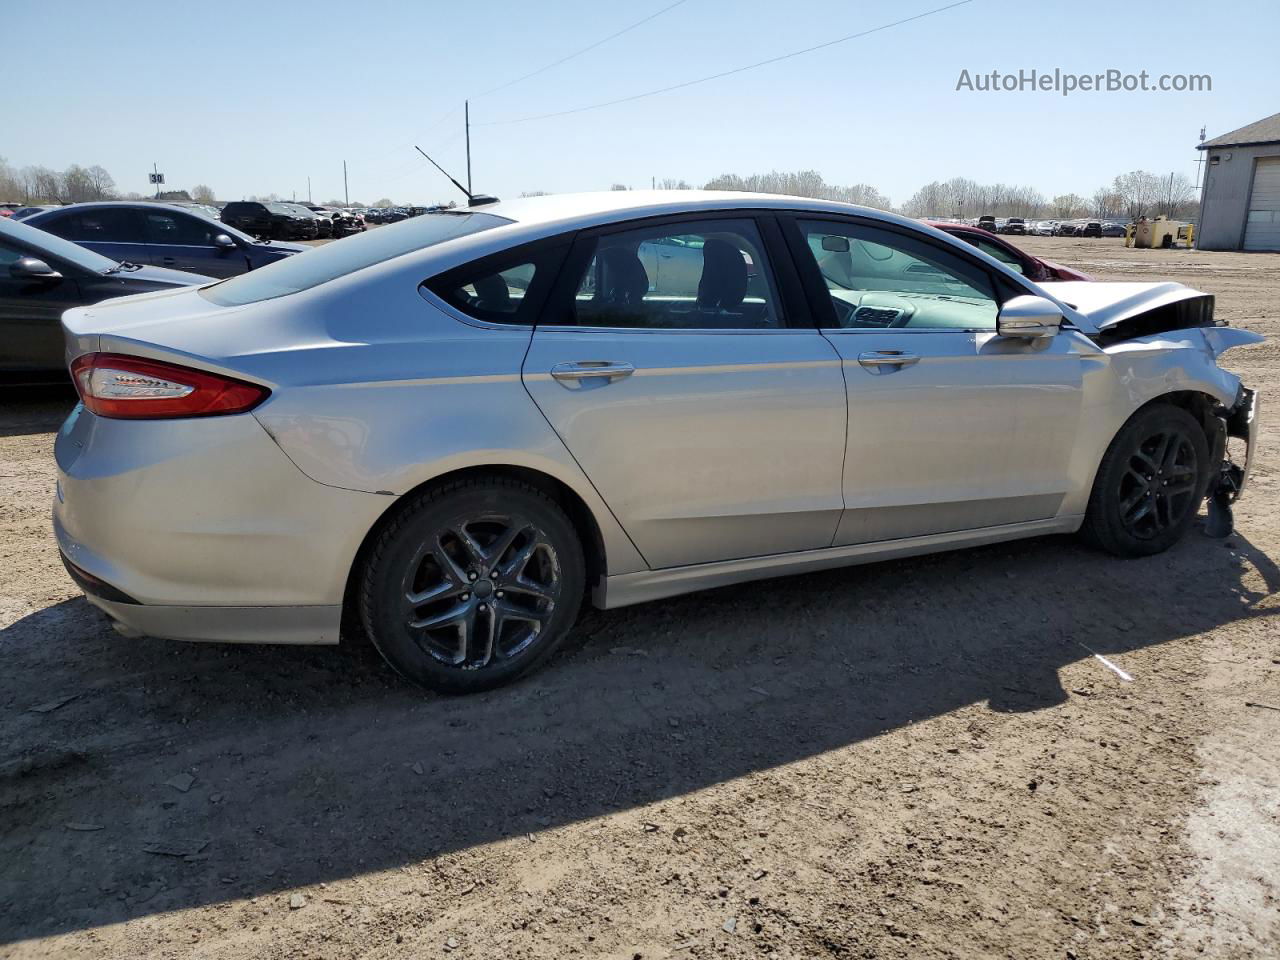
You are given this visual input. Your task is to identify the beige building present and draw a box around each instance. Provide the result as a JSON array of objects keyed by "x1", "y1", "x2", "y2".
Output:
[{"x1": 1196, "y1": 111, "x2": 1280, "y2": 251}]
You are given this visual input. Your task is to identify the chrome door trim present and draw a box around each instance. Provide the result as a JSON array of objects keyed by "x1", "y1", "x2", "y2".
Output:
[
  {"x1": 550, "y1": 361, "x2": 635, "y2": 381},
  {"x1": 595, "y1": 515, "x2": 1081, "y2": 609}
]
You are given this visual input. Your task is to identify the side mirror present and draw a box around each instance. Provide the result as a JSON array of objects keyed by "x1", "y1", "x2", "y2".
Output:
[
  {"x1": 213, "y1": 234, "x2": 237, "y2": 251},
  {"x1": 10, "y1": 257, "x2": 62, "y2": 282},
  {"x1": 997, "y1": 294, "x2": 1062, "y2": 339}
]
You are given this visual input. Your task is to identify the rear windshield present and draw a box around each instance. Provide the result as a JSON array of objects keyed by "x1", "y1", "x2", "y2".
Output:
[{"x1": 199, "y1": 211, "x2": 509, "y2": 306}]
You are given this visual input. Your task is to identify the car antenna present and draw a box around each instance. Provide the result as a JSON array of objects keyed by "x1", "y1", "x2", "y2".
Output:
[{"x1": 413, "y1": 146, "x2": 498, "y2": 207}]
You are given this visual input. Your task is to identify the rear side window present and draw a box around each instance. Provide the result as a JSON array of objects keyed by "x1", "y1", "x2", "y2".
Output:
[
  {"x1": 424, "y1": 243, "x2": 566, "y2": 325},
  {"x1": 566, "y1": 218, "x2": 782, "y2": 329},
  {"x1": 62, "y1": 209, "x2": 146, "y2": 244},
  {"x1": 200, "y1": 212, "x2": 509, "y2": 306}
]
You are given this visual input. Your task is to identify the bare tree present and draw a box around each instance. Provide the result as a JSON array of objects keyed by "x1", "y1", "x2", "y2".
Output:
[
  {"x1": 520, "y1": 191, "x2": 552, "y2": 197},
  {"x1": 1112, "y1": 170, "x2": 1163, "y2": 220},
  {"x1": 703, "y1": 170, "x2": 891, "y2": 210},
  {"x1": 1050, "y1": 194, "x2": 1087, "y2": 218},
  {"x1": 656, "y1": 178, "x2": 693, "y2": 190},
  {"x1": 191, "y1": 184, "x2": 217, "y2": 204},
  {"x1": 610, "y1": 183, "x2": 630, "y2": 191},
  {"x1": 1156, "y1": 171, "x2": 1196, "y2": 218},
  {"x1": 373, "y1": 198, "x2": 393, "y2": 207},
  {"x1": 85, "y1": 165, "x2": 116, "y2": 200}
]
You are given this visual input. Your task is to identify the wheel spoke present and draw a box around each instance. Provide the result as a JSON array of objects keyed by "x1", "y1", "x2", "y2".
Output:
[
  {"x1": 432, "y1": 540, "x2": 470, "y2": 585},
  {"x1": 495, "y1": 598, "x2": 546, "y2": 626},
  {"x1": 499, "y1": 539, "x2": 539, "y2": 580},
  {"x1": 477, "y1": 605, "x2": 499, "y2": 665},
  {"x1": 1119, "y1": 487, "x2": 1146, "y2": 514},
  {"x1": 1125, "y1": 496, "x2": 1153, "y2": 525},
  {"x1": 506, "y1": 576, "x2": 554, "y2": 603},
  {"x1": 406, "y1": 580, "x2": 462, "y2": 606},
  {"x1": 452, "y1": 526, "x2": 488, "y2": 569},
  {"x1": 485, "y1": 522, "x2": 529, "y2": 571},
  {"x1": 1161, "y1": 436, "x2": 1184, "y2": 473},
  {"x1": 409, "y1": 601, "x2": 471, "y2": 632}
]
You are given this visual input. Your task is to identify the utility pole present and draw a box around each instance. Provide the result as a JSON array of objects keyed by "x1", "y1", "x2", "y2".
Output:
[
  {"x1": 343, "y1": 160, "x2": 349, "y2": 206},
  {"x1": 465, "y1": 100, "x2": 472, "y2": 195},
  {"x1": 307, "y1": 176, "x2": 312, "y2": 203},
  {"x1": 153, "y1": 162, "x2": 160, "y2": 200},
  {"x1": 1194, "y1": 125, "x2": 1207, "y2": 190}
]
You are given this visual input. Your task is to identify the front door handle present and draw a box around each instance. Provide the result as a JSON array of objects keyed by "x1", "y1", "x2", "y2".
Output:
[
  {"x1": 857, "y1": 351, "x2": 920, "y2": 371},
  {"x1": 550, "y1": 361, "x2": 636, "y2": 382}
]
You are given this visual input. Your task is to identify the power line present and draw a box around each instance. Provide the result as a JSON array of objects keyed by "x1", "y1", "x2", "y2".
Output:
[
  {"x1": 474, "y1": 0, "x2": 692, "y2": 99},
  {"x1": 479, "y1": 0, "x2": 975, "y2": 126},
  {"x1": 353, "y1": 1, "x2": 692, "y2": 177}
]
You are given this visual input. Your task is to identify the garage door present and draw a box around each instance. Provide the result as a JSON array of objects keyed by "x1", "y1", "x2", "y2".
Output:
[{"x1": 1244, "y1": 157, "x2": 1280, "y2": 251}]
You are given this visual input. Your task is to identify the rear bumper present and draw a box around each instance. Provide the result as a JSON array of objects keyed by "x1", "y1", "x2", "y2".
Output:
[{"x1": 53, "y1": 406, "x2": 391, "y2": 643}]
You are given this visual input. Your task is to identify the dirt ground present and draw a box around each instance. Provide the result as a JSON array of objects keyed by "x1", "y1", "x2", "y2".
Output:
[{"x1": 2, "y1": 237, "x2": 1278, "y2": 959}]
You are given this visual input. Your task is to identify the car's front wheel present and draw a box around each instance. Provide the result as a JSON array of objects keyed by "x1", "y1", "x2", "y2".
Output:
[
  {"x1": 359, "y1": 478, "x2": 585, "y2": 693},
  {"x1": 1082, "y1": 403, "x2": 1210, "y2": 557}
]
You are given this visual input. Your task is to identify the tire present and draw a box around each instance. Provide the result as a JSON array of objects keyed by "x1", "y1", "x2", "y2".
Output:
[
  {"x1": 1082, "y1": 403, "x2": 1210, "y2": 557},
  {"x1": 358, "y1": 478, "x2": 585, "y2": 693}
]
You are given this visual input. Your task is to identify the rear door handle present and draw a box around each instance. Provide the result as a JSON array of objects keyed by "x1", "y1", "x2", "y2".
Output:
[
  {"x1": 162, "y1": 257, "x2": 177, "y2": 266},
  {"x1": 550, "y1": 361, "x2": 635, "y2": 382},
  {"x1": 857, "y1": 351, "x2": 920, "y2": 371}
]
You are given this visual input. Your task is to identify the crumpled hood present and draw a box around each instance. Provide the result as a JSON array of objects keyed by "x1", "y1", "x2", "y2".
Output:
[{"x1": 1045, "y1": 280, "x2": 1207, "y2": 330}]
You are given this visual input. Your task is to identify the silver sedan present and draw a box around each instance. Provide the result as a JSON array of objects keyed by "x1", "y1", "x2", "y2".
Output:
[{"x1": 55, "y1": 192, "x2": 1261, "y2": 692}]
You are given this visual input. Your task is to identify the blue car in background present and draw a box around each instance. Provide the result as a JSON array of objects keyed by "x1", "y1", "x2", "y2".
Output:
[{"x1": 21, "y1": 202, "x2": 307, "y2": 278}]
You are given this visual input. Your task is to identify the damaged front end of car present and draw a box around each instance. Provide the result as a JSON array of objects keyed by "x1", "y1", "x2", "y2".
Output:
[{"x1": 1048, "y1": 279, "x2": 1263, "y2": 537}]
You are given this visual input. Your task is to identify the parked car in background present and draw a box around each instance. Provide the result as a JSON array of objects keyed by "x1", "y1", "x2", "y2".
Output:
[
  {"x1": 1080, "y1": 221, "x2": 1103, "y2": 238},
  {"x1": 173, "y1": 202, "x2": 222, "y2": 222},
  {"x1": 1102, "y1": 221, "x2": 1127, "y2": 238},
  {"x1": 22, "y1": 202, "x2": 306, "y2": 278},
  {"x1": 382, "y1": 208, "x2": 408, "y2": 223},
  {"x1": 53, "y1": 192, "x2": 1257, "y2": 694},
  {"x1": 0, "y1": 203, "x2": 21, "y2": 219},
  {"x1": 221, "y1": 201, "x2": 319, "y2": 241},
  {"x1": 328, "y1": 208, "x2": 363, "y2": 236},
  {"x1": 1054, "y1": 221, "x2": 1080, "y2": 236},
  {"x1": 363, "y1": 208, "x2": 384, "y2": 224},
  {"x1": 0, "y1": 215, "x2": 209, "y2": 384},
  {"x1": 925, "y1": 221, "x2": 1094, "y2": 282},
  {"x1": 976, "y1": 215, "x2": 996, "y2": 232},
  {"x1": 1000, "y1": 217, "x2": 1027, "y2": 235},
  {"x1": 1032, "y1": 220, "x2": 1057, "y2": 236}
]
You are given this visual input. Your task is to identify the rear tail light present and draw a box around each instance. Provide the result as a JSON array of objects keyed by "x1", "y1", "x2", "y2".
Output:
[{"x1": 70, "y1": 353, "x2": 269, "y2": 420}]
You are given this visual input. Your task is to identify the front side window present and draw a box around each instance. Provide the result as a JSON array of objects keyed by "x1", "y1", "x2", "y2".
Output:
[
  {"x1": 569, "y1": 219, "x2": 781, "y2": 329},
  {"x1": 799, "y1": 220, "x2": 998, "y2": 330},
  {"x1": 966, "y1": 236, "x2": 1025, "y2": 275}
]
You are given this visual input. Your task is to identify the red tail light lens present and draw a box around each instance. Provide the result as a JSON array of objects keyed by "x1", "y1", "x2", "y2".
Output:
[{"x1": 70, "y1": 353, "x2": 270, "y2": 420}]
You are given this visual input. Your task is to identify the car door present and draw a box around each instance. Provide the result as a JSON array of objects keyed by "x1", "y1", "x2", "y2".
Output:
[
  {"x1": 0, "y1": 239, "x2": 83, "y2": 377},
  {"x1": 142, "y1": 209, "x2": 243, "y2": 277},
  {"x1": 785, "y1": 216, "x2": 1086, "y2": 545},
  {"x1": 39, "y1": 207, "x2": 150, "y2": 265},
  {"x1": 518, "y1": 215, "x2": 848, "y2": 569}
]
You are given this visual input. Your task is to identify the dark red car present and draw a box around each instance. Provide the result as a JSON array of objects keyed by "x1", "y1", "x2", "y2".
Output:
[{"x1": 924, "y1": 221, "x2": 1093, "y2": 282}]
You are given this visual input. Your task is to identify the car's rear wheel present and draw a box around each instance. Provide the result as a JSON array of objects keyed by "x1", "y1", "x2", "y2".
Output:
[
  {"x1": 1082, "y1": 403, "x2": 1210, "y2": 557},
  {"x1": 359, "y1": 478, "x2": 585, "y2": 693}
]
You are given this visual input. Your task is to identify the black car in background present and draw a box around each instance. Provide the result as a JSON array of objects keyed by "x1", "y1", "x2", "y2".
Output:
[
  {"x1": 1080, "y1": 221, "x2": 1103, "y2": 238},
  {"x1": 21, "y1": 202, "x2": 306, "y2": 278},
  {"x1": 221, "y1": 201, "x2": 319, "y2": 240},
  {"x1": 999, "y1": 217, "x2": 1027, "y2": 235},
  {"x1": 0, "y1": 216, "x2": 209, "y2": 384}
]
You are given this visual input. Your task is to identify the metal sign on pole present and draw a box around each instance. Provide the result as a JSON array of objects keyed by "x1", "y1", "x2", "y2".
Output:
[{"x1": 149, "y1": 163, "x2": 164, "y2": 199}]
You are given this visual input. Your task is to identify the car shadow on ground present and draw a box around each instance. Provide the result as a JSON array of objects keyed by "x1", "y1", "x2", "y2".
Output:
[
  {"x1": 0, "y1": 387, "x2": 75, "y2": 437},
  {"x1": 1, "y1": 524, "x2": 1276, "y2": 943}
]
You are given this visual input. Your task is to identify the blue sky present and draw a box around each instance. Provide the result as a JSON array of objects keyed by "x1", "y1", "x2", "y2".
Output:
[{"x1": 8, "y1": 0, "x2": 1278, "y2": 206}]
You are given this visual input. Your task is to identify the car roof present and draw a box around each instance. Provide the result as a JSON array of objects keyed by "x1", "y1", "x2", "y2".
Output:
[{"x1": 461, "y1": 190, "x2": 929, "y2": 237}]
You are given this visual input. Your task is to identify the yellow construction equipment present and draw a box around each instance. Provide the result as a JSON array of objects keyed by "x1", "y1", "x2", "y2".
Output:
[{"x1": 1131, "y1": 215, "x2": 1190, "y2": 249}]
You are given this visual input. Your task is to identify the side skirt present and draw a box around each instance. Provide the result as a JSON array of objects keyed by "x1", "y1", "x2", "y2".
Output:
[{"x1": 595, "y1": 516, "x2": 1083, "y2": 609}]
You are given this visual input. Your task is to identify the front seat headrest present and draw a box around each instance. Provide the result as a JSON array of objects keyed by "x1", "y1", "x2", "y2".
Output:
[
  {"x1": 697, "y1": 239, "x2": 748, "y2": 309},
  {"x1": 597, "y1": 247, "x2": 649, "y2": 304}
]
